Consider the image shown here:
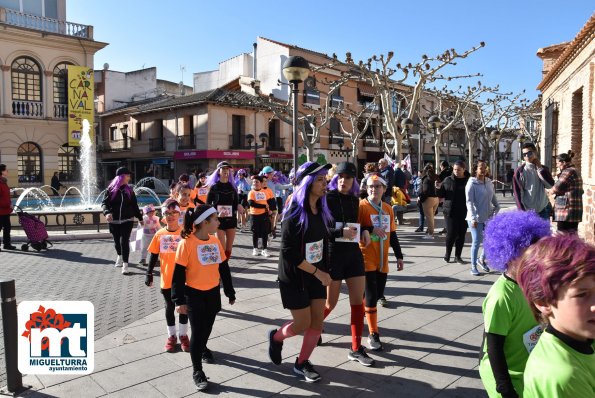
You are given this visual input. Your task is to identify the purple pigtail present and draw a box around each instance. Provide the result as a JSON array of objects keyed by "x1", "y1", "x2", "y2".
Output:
[
  {"x1": 327, "y1": 174, "x2": 360, "y2": 197},
  {"x1": 483, "y1": 210, "x2": 551, "y2": 272}
]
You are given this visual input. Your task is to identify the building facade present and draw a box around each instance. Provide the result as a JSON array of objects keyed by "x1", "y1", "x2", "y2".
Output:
[{"x1": 0, "y1": 1, "x2": 106, "y2": 189}]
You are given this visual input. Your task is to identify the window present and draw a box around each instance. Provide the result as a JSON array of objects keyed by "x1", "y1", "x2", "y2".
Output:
[
  {"x1": 330, "y1": 88, "x2": 344, "y2": 109},
  {"x1": 329, "y1": 118, "x2": 342, "y2": 144},
  {"x1": 121, "y1": 124, "x2": 129, "y2": 138},
  {"x1": 17, "y1": 142, "x2": 42, "y2": 184},
  {"x1": 304, "y1": 90, "x2": 320, "y2": 106},
  {"x1": 109, "y1": 126, "x2": 117, "y2": 141},
  {"x1": 135, "y1": 122, "x2": 142, "y2": 141},
  {"x1": 268, "y1": 119, "x2": 281, "y2": 150},
  {"x1": 58, "y1": 144, "x2": 80, "y2": 182},
  {"x1": 0, "y1": 0, "x2": 58, "y2": 17},
  {"x1": 53, "y1": 62, "x2": 71, "y2": 104},
  {"x1": 231, "y1": 115, "x2": 245, "y2": 148},
  {"x1": 11, "y1": 56, "x2": 42, "y2": 101}
]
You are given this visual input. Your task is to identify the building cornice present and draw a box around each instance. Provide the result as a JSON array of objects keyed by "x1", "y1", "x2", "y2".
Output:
[{"x1": 0, "y1": 24, "x2": 108, "y2": 54}]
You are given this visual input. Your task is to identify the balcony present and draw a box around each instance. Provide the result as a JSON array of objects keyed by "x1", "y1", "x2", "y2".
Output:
[
  {"x1": 12, "y1": 100, "x2": 43, "y2": 118},
  {"x1": 267, "y1": 137, "x2": 286, "y2": 152},
  {"x1": 98, "y1": 138, "x2": 130, "y2": 152},
  {"x1": 330, "y1": 95, "x2": 344, "y2": 109},
  {"x1": 1, "y1": 8, "x2": 93, "y2": 39},
  {"x1": 229, "y1": 134, "x2": 249, "y2": 150},
  {"x1": 149, "y1": 137, "x2": 165, "y2": 152},
  {"x1": 177, "y1": 135, "x2": 196, "y2": 150},
  {"x1": 54, "y1": 103, "x2": 67, "y2": 119}
]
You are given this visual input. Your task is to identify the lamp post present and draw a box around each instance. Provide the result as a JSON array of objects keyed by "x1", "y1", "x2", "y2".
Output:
[
  {"x1": 401, "y1": 117, "x2": 414, "y2": 169},
  {"x1": 490, "y1": 129, "x2": 502, "y2": 180},
  {"x1": 428, "y1": 115, "x2": 443, "y2": 169},
  {"x1": 282, "y1": 56, "x2": 310, "y2": 175},
  {"x1": 516, "y1": 133, "x2": 526, "y2": 166},
  {"x1": 246, "y1": 132, "x2": 268, "y2": 172}
]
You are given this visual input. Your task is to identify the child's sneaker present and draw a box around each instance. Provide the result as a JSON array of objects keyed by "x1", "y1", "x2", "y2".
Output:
[
  {"x1": 367, "y1": 332, "x2": 383, "y2": 351},
  {"x1": 293, "y1": 358, "x2": 321, "y2": 383},
  {"x1": 379, "y1": 297, "x2": 388, "y2": 307},
  {"x1": 478, "y1": 258, "x2": 491, "y2": 273},
  {"x1": 165, "y1": 335, "x2": 177, "y2": 353},
  {"x1": 268, "y1": 329, "x2": 283, "y2": 365},
  {"x1": 179, "y1": 335, "x2": 190, "y2": 352},
  {"x1": 114, "y1": 255, "x2": 123, "y2": 268},
  {"x1": 261, "y1": 249, "x2": 270, "y2": 257},
  {"x1": 121, "y1": 263, "x2": 130, "y2": 275},
  {"x1": 348, "y1": 346, "x2": 375, "y2": 367},
  {"x1": 470, "y1": 265, "x2": 481, "y2": 276},
  {"x1": 252, "y1": 248, "x2": 259, "y2": 256}
]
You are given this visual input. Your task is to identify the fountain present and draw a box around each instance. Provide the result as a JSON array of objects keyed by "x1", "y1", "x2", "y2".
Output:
[{"x1": 79, "y1": 119, "x2": 96, "y2": 208}]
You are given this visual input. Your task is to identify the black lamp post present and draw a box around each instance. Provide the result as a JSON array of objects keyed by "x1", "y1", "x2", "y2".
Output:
[
  {"x1": 490, "y1": 129, "x2": 502, "y2": 180},
  {"x1": 428, "y1": 115, "x2": 443, "y2": 169},
  {"x1": 401, "y1": 117, "x2": 414, "y2": 168},
  {"x1": 246, "y1": 132, "x2": 268, "y2": 172},
  {"x1": 282, "y1": 56, "x2": 310, "y2": 175},
  {"x1": 336, "y1": 137, "x2": 350, "y2": 161}
]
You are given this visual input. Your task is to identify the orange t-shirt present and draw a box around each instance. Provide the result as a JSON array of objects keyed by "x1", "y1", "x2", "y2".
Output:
[
  {"x1": 174, "y1": 234, "x2": 227, "y2": 291},
  {"x1": 195, "y1": 186, "x2": 209, "y2": 205},
  {"x1": 248, "y1": 189, "x2": 270, "y2": 215},
  {"x1": 189, "y1": 188, "x2": 197, "y2": 202},
  {"x1": 148, "y1": 227, "x2": 183, "y2": 289},
  {"x1": 358, "y1": 199, "x2": 396, "y2": 273},
  {"x1": 178, "y1": 202, "x2": 195, "y2": 226}
]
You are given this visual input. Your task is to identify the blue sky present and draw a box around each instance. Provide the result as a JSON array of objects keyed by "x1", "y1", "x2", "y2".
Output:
[{"x1": 69, "y1": 1, "x2": 593, "y2": 99}]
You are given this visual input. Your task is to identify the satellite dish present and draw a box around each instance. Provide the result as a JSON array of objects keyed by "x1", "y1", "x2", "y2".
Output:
[{"x1": 103, "y1": 63, "x2": 109, "y2": 70}]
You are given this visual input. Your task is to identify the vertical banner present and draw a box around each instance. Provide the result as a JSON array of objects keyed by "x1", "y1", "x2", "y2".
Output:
[{"x1": 68, "y1": 66, "x2": 94, "y2": 147}]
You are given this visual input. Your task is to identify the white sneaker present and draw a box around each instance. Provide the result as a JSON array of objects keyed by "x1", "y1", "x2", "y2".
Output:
[
  {"x1": 252, "y1": 248, "x2": 260, "y2": 256},
  {"x1": 261, "y1": 249, "x2": 270, "y2": 257},
  {"x1": 115, "y1": 255, "x2": 123, "y2": 267},
  {"x1": 422, "y1": 234, "x2": 435, "y2": 240},
  {"x1": 122, "y1": 262, "x2": 130, "y2": 275}
]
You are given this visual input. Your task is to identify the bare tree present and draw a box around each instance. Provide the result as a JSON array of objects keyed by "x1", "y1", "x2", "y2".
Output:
[{"x1": 337, "y1": 99, "x2": 378, "y2": 166}]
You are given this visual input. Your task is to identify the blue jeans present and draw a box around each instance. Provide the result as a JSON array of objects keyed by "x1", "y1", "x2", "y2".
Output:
[
  {"x1": 418, "y1": 202, "x2": 425, "y2": 228},
  {"x1": 538, "y1": 203, "x2": 552, "y2": 220},
  {"x1": 467, "y1": 221, "x2": 485, "y2": 267}
]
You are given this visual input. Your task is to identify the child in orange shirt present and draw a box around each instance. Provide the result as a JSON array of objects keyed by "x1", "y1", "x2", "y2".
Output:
[
  {"x1": 145, "y1": 199, "x2": 188, "y2": 353},
  {"x1": 171, "y1": 205, "x2": 236, "y2": 392},
  {"x1": 248, "y1": 175, "x2": 275, "y2": 257},
  {"x1": 175, "y1": 182, "x2": 195, "y2": 226},
  {"x1": 194, "y1": 172, "x2": 209, "y2": 205}
]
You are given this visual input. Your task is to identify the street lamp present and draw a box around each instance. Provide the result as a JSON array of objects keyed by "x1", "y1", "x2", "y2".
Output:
[
  {"x1": 400, "y1": 117, "x2": 414, "y2": 169},
  {"x1": 336, "y1": 136, "x2": 349, "y2": 162},
  {"x1": 246, "y1": 132, "x2": 268, "y2": 172},
  {"x1": 516, "y1": 133, "x2": 526, "y2": 166},
  {"x1": 490, "y1": 129, "x2": 502, "y2": 180},
  {"x1": 428, "y1": 115, "x2": 443, "y2": 168},
  {"x1": 282, "y1": 56, "x2": 310, "y2": 175}
]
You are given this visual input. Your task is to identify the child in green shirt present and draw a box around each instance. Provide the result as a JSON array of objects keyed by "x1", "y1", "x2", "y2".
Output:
[
  {"x1": 517, "y1": 234, "x2": 595, "y2": 398},
  {"x1": 479, "y1": 211, "x2": 551, "y2": 398}
]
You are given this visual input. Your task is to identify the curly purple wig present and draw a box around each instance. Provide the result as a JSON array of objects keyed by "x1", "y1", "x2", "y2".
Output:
[
  {"x1": 327, "y1": 173, "x2": 360, "y2": 196},
  {"x1": 483, "y1": 210, "x2": 551, "y2": 273}
]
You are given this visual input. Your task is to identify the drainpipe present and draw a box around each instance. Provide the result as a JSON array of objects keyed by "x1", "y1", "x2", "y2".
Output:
[{"x1": 253, "y1": 42, "x2": 257, "y2": 80}]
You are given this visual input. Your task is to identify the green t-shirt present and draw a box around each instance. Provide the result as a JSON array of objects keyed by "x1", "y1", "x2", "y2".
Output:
[
  {"x1": 524, "y1": 330, "x2": 595, "y2": 398},
  {"x1": 479, "y1": 275, "x2": 542, "y2": 397}
]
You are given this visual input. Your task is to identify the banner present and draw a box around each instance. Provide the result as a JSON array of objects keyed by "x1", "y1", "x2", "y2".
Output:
[
  {"x1": 67, "y1": 66, "x2": 94, "y2": 146},
  {"x1": 402, "y1": 154, "x2": 412, "y2": 173}
]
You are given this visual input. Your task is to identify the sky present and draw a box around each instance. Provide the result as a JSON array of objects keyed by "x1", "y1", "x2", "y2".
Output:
[{"x1": 69, "y1": 1, "x2": 594, "y2": 100}]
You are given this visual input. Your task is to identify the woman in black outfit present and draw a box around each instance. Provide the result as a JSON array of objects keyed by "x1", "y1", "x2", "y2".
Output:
[
  {"x1": 102, "y1": 167, "x2": 143, "y2": 275},
  {"x1": 437, "y1": 160, "x2": 469, "y2": 263},
  {"x1": 420, "y1": 164, "x2": 439, "y2": 239}
]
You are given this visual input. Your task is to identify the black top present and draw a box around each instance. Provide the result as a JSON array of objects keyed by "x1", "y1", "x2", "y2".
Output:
[
  {"x1": 278, "y1": 204, "x2": 330, "y2": 287},
  {"x1": 421, "y1": 175, "x2": 438, "y2": 198},
  {"x1": 326, "y1": 190, "x2": 361, "y2": 255},
  {"x1": 438, "y1": 175, "x2": 469, "y2": 218},
  {"x1": 206, "y1": 181, "x2": 239, "y2": 217},
  {"x1": 101, "y1": 187, "x2": 142, "y2": 221},
  {"x1": 393, "y1": 168, "x2": 406, "y2": 189}
]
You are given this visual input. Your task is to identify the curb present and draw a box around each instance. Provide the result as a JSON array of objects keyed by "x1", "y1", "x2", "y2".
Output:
[{"x1": 12, "y1": 232, "x2": 112, "y2": 242}]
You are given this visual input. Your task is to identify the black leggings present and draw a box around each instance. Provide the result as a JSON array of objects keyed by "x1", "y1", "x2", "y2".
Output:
[
  {"x1": 186, "y1": 286, "x2": 221, "y2": 371},
  {"x1": 445, "y1": 216, "x2": 468, "y2": 258},
  {"x1": 108, "y1": 222, "x2": 134, "y2": 262},
  {"x1": 364, "y1": 271, "x2": 388, "y2": 308},
  {"x1": 0, "y1": 214, "x2": 11, "y2": 246},
  {"x1": 251, "y1": 214, "x2": 268, "y2": 249},
  {"x1": 161, "y1": 288, "x2": 188, "y2": 326}
]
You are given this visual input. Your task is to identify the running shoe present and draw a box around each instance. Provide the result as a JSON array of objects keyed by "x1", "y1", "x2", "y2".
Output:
[
  {"x1": 293, "y1": 358, "x2": 321, "y2": 383},
  {"x1": 470, "y1": 265, "x2": 481, "y2": 276},
  {"x1": 422, "y1": 234, "x2": 434, "y2": 240},
  {"x1": 192, "y1": 369, "x2": 208, "y2": 391},
  {"x1": 414, "y1": 226, "x2": 424, "y2": 232},
  {"x1": 367, "y1": 333, "x2": 383, "y2": 351},
  {"x1": 202, "y1": 347, "x2": 214, "y2": 363},
  {"x1": 179, "y1": 335, "x2": 190, "y2": 352},
  {"x1": 478, "y1": 258, "x2": 491, "y2": 273},
  {"x1": 455, "y1": 257, "x2": 467, "y2": 264},
  {"x1": 164, "y1": 335, "x2": 177, "y2": 353},
  {"x1": 268, "y1": 329, "x2": 283, "y2": 365},
  {"x1": 261, "y1": 249, "x2": 271, "y2": 257},
  {"x1": 348, "y1": 346, "x2": 375, "y2": 367},
  {"x1": 114, "y1": 255, "x2": 123, "y2": 268},
  {"x1": 379, "y1": 297, "x2": 388, "y2": 307},
  {"x1": 252, "y1": 248, "x2": 259, "y2": 256}
]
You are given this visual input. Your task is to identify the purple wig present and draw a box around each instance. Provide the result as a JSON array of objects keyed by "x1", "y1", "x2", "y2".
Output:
[
  {"x1": 107, "y1": 174, "x2": 133, "y2": 200},
  {"x1": 206, "y1": 166, "x2": 237, "y2": 191},
  {"x1": 327, "y1": 173, "x2": 360, "y2": 197},
  {"x1": 273, "y1": 170, "x2": 289, "y2": 185},
  {"x1": 483, "y1": 210, "x2": 551, "y2": 272},
  {"x1": 234, "y1": 168, "x2": 248, "y2": 185},
  {"x1": 282, "y1": 161, "x2": 333, "y2": 232}
]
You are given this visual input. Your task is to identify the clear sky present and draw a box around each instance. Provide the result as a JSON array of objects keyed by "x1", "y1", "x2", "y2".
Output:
[{"x1": 68, "y1": 1, "x2": 594, "y2": 100}]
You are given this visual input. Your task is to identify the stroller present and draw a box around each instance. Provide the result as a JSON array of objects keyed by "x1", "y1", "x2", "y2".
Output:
[{"x1": 14, "y1": 206, "x2": 52, "y2": 252}]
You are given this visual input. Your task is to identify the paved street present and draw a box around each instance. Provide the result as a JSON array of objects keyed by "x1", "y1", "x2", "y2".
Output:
[{"x1": 1, "y1": 195, "x2": 516, "y2": 397}]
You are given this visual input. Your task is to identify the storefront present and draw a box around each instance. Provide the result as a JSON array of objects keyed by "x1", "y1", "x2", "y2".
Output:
[
  {"x1": 259, "y1": 152, "x2": 294, "y2": 173},
  {"x1": 174, "y1": 149, "x2": 254, "y2": 174}
]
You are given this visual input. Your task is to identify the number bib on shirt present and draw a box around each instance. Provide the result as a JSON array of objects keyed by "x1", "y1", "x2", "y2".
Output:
[
  {"x1": 178, "y1": 210, "x2": 187, "y2": 226},
  {"x1": 275, "y1": 190, "x2": 282, "y2": 198},
  {"x1": 522, "y1": 325, "x2": 544, "y2": 353},
  {"x1": 197, "y1": 188, "x2": 208, "y2": 196},
  {"x1": 217, "y1": 205, "x2": 233, "y2": 218},
  {"x1": 370, "y1": 214, "x2": 390, "y2": 232},
  {"x1": 305, "y1": 239, "x2": 323, "y2": 264},
  {"x1": 197, "y1": 243, "x2": 222, "y2": 265},
  {"x1": 335, "y1": 222, "x2": 361, "y2": 243},
  {"x1": 160, "y1": 235, "x2": 181, "y2": 253},
  {"x1": 255, "y1": 191, "x2": 266, "y2": 201}
]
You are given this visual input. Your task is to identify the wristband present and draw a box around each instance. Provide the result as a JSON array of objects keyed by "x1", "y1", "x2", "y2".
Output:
[{"x1": 312, "y1": 267, "x2": 318, "y2": 275}]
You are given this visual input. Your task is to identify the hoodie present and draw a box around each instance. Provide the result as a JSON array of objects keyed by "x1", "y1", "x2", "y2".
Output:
[{"x1": 465, "y1": 177, "x2": 500, "y2": 223}]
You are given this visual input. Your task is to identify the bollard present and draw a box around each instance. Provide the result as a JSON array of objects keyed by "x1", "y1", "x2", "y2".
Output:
[{"x1": 0, "y1": 279, "x2": 25, "y2": 394}]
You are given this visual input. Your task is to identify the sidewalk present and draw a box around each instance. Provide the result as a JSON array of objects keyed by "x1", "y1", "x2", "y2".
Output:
[{"x1": 15, "y1": 195, "x2": 516, "y2": 397}]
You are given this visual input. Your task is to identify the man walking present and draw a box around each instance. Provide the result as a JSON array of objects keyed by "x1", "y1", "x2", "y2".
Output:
[{"x1": 512, "y1": 143, "x2": 555, "y2": 220}]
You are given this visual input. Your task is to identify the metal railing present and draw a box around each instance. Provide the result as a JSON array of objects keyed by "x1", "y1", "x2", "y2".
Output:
[
  {"x1": 149, "y1": 137, "x2": 165, "y2": 151},
  {"x1": 177, "y1": 135, "x2": 196, "y2": 150},
  {"x1": 98, "y1": 138, "x2": 130, "y2": 152},
  {"x1": 229, "y1": 134, "x2": 249, "y2": 149},
  {"x1": 1, "y1": 8, "x2": 92, "y2": 39},
  {"x1": 54, "y1": 103, "x2": 67, "y2": 119},
  {"x1": 12, "y1": 100, "x2": 43, "y2": 118}
]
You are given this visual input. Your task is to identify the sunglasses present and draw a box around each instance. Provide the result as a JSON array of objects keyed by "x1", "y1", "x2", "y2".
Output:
[{"x1": 522, "y1": 151, "x2": 534, "y2": 157}]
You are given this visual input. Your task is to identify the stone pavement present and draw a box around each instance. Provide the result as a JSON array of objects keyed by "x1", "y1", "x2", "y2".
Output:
[{"x1": 3, "y1": 195, "x2": 516, "y2": 397}]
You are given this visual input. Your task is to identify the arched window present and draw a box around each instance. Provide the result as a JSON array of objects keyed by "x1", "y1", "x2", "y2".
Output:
[
  {"x1": 53, "y1": 62, "x2": 72, "y2": 118},
  {"x1": 17, "y1": 142, "x2": 43, "y2": 184},
  {"x1": 11, "y1": 57, "x2": 42, "y2": 101},
  {"x1": 58, "y1": 144, "x2": 80, "y2": 182}
]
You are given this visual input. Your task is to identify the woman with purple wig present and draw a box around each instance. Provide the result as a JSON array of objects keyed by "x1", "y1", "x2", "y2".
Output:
[
  {"x1": 101, "y1": 167, "x2": 143, "y2": 275},
  {"x1": 323, "y1": 162, "x2": 375, "y2": 366},
  {"x1": 479, "y1": 210, "x2": 551, "y2": 398},
  {"x1": 267, "y1": 161, "x2": 333, "y2": 383},
  {"x1": 205, "y1": 161, "x2": 241, "y2": 259}
]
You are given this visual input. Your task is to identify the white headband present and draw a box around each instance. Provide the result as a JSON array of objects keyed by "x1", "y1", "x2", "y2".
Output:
[
  {"x1": 162, "y1": 205, "x2": 181, "y2": 214},
  {"x1": 193, "y1": 207, "x2": 217, "y2": 225},
  {"x1": 368, "y1": 175, "x2": 387, "y2": 187}
]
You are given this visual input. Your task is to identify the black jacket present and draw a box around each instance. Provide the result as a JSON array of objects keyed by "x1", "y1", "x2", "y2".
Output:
[
  {"x1": 437, "y1": 175, "x2": 469, "y2": 218},
  {"x1": 101, "y1": 187, "x2": 142, "y2": 222},
  {"x1": 206, "y1": 181, "x2": 239, "y2": 216},
  {"x1": 420, "y1": 176, "x2": 438, "y2": 202}
]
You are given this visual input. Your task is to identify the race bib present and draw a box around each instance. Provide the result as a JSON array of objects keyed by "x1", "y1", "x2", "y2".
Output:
[
  {"x1": 217, "y1": 205, "x2": 233, "y2": 218},
  {"x1": 160, "y1": 234, "x2": 181, "y2": 253},
  {"x1": 522, "y1": 325, "x2": 543, "y2": 353},
  {"x1": 305, "y1": 239, "x2": 323, "y2": 264},
  {"x1": 255, "y1": 191, "x2": 266, "y2": 201},
  {"x1": 335, "y1": 222, "x2": 360, "y2": 243},
  {"x1": 197, "y1": 244, "x2": 222, "y2": 265},
  {"x1": 370, "y1": 214, "x2": 390, "y2": 232},
  {"x1": 198, "y1": 188, "x2": 208, "y2": 196},
  {"x1": 178, "y1": 210, "x2": 187, "y2": 226},
  {"x1": 275, "y1": 190, "x2": 282, "y2": 198}
]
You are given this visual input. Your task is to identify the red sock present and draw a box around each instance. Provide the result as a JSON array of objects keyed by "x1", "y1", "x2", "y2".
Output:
[
  {"x1": 351, "y1": 303, "x2": 364, "y2": 351},
  {"x1": 365, "y1": 306, "x2": 378, "y2": 335},
  {"x1": 323, "y1": 307, "x2": 332, "y2": 319},
  {"x1": 297, "y1": 328, "x2": 322, "y2": 364},
  {"x1": 273, "y1": 321, "x2": 295, "y2": 343}
]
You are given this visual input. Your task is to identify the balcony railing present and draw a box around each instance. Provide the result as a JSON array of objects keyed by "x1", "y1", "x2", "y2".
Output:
[
  {"x1": 229, "y1": 134, "x2": 249, "y2": 150},
  {"x1": 330, "y1": 96, "x2": 344, "y2": 109},
  {"x1": 54, "y1": 103, "x2": 67, "y2": 119},
  {"x1": 149, "y1": 137, "x2": 165, "y2": 152},
  {"x1": 1, "y1": 8, "x2": 92, "y2": 39},
  {"x1": 98, "y1": 138, "x2": 130, "y2": 152},
  {"x1": 177, "y1": 135, "x2": 196, "y2": 150},
  {"x1": 12, "y1": 100, "x2": 43, "y2": 118}
]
